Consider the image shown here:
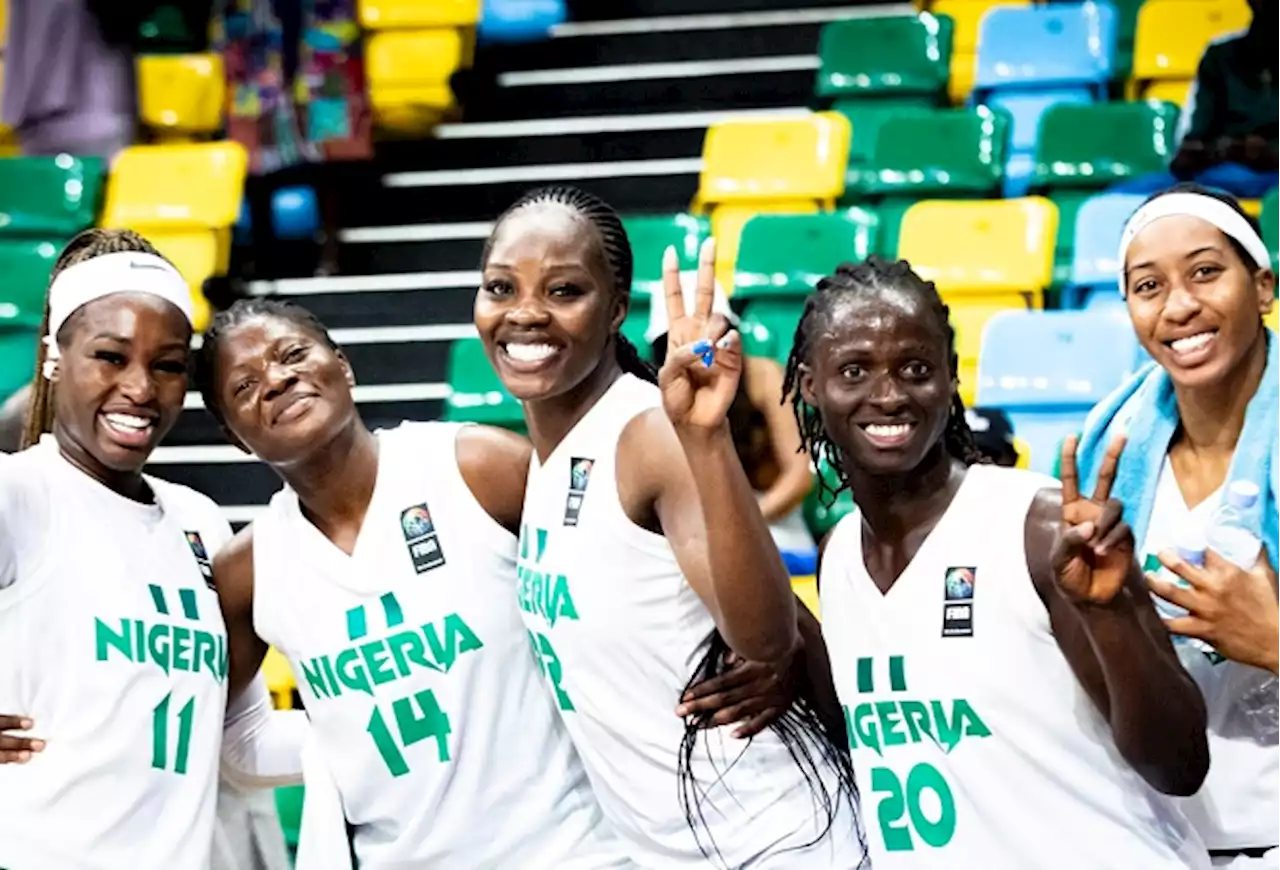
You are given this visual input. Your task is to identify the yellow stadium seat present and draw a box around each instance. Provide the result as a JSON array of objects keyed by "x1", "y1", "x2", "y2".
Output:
[
  {"x1": 932, "y1": 0, "x2": 1029, "y2": 104},
  {"x1": 1013, "y1": 436, "x2": 1031, "y2": 470},
  {"x1": 1130, "y1": 0, "x2": 1252, "y2": 101},
  {"x1": 359, "y1": 0, "x2": 481, "y2": 29},
  {"x1": 367, "y1": 29, "x2": 464, "y2": 134},
  {"x1": 792, "y1": 576, "x2": 820, "y2": 619},
  {"x1": 1266, "y1": 306, "x2": 1278, "y2": 333},
  {"x1": 137, "y1": 54, "x2": 226, "y2": 140},
  {"x1": 898, "y1": 198, "x2": 1057, "y2": 404},
  {"x1": 102, "y1": 143, "x2": 248, "y2": 331},
  {"x1": 698, "y1": 113, "x2": 851, "y2": 206},
  {"x1": 698, "y1": 113, "x2": 851, "y2": 287},
  {"x1": 0, "y1": 61, "x2": 14, "y2": 158},
  {"x1": 262, "y1": 647, "x2": 297, "y2": 709}
]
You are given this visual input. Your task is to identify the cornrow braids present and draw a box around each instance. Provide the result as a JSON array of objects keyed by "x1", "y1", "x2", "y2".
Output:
[
  {"x1": 195, "y1": 297, "x2": 339, "y2": 427},
  {"x1": 781, "y1": 255, "x2": 987, "y2": 503},
  {"x1": 21, "y1": 228, "x2": 170, "y2": 450},
  {"x1": 482, "y1": 185, "x2": 658, "y2": 385}
]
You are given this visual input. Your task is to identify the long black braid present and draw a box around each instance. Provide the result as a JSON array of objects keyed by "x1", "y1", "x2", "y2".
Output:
[
  {"x1": 481, "y1": 185, "x2": 657, "y2": 385},
  {"x1": 195, "y1": 297, "x2": 340, "y2": 428},
  {"x1": 782, "y1": 255, "x2": 987, "y2": 504}
]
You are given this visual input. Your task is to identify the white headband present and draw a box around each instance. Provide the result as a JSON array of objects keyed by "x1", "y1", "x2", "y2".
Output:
[
  {"x1": 1118, "y1": 192, "x2": 1272, "y2": 295},
  {"x1": 42, "y1": 252, "x2": 193, "y2": 379}
]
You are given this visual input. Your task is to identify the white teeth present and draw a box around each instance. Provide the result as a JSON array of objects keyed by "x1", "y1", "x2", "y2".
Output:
[
  {"x1": 1170, "y1": 332, "x2": 1215, "y2": 354},
  {"x1": 504, "y1": 343, "x2": 558, "y2": 363},
  {"x1": 103, "y1": 412, "x2": 152, "y2": 431},
  {"x1": 865, "y1": 423, "x2": 912, "y2": 438}
]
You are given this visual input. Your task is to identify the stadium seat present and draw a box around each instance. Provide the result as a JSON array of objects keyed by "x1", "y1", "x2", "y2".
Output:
[
  {"x1": 977, "y1": 308, "x2": 1143, "y2": 474},
  {"x1": 803, "y1": 456, "x2": 855, "y2": 544},
  {"x1": 733, "y1": 210, "x2": 879, "y2": 363},
  {"x1": 479, "y1": 0, "x2": 566, "y2": 42},
  {"x1": 0, "y1": 320, "x2": 38, "y2": 404},
  {"x1": 845, "y1": 106, "x2": 1009, "y2": 200},
  {"x1": 137, "y1": 3, "x2": 208, "y2": 53},
  {"x1": 1030, "y1": 100, "x2": 1179, "y2": 285},
  {"x1": 366, "y1": 29, "x2": 466, "y2": 133},
  {"x1": 0, "y1": 239, "x2": 60, "y2": 319},
  {"x1": 1262, "y1": 187, "x2": 1279, "y2": 268},
  {"x1": 443, "y1": 337, "x2": 525, "y2": 430},
  {"x1": 0, "y1": 156, "x2": 105, "y2": 237},
  {"x1": 1130, "y1": 0, "x2": 1253, "y2": 104},
  {"x1": 262, "y1": 647, "x2": 296, "y2": 710},
  {"x1": 973, "y1": 3, "x2": 1117, "y2": 197},
  {"x1": 623, "y1": 214, "x2": 709, "y2": 300},
  {"x1": 360, "y1": 0, "x2": 482, "y2": 28},
  {"x1": 137, "y1": 54, "x2": 226, "y2": 139},
  {"x1": 1266, "y1": 306, "x2": 1278, "y2": 332},
  {"x1": 697, "y1": 113, "x2": 851, "y2": 289},
  {"x1": 931, "y1": 0, "x2": 1029, "y2": 104},
  {"x1": 815, "y1": 14, "x2": 953, "y2": 107},
  {"x1": 102, "y1": 142, "x2": 249, "y2": 332},
  {"x1": 897, "y1": 197, "x2": 1058, "y2": 403},
  {"x1": 275, "y1": 785, "x2": 304, "y2": 859},
  {"x1": 1066, "y1": 192, "x2": 1145, "y2": 308}
]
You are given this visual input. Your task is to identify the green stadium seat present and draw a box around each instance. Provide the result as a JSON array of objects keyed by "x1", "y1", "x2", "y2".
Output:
[
  {"x1": 1108, "y1": 0, "x2": 1147, "y2": 79},
  {"x1": 138, "y1": 3, "x2": 209, "y2": 53},
  {"x1": 0, "y1": 239, "x2": 60, "y2": 318},
  {"x1": 870, "y1": 199, "x2": 913, "y2": 260},
  {"x1": 621, "y1": 308, "x2": 653, "y2": 360},
  {"x1": 0, "y1": 319, "x2": 39, "y2": 403},
  {"x1": 803, "y1": 457, "x2": 854, "y2": 542},
  {"x1": 622, "y1": 214, "x2": 709, "y2": 300},
  {"x1": 1030, "y1": 101, "x2": 1179, "y2": 287},
  {"x1": 815, "y1": 14, "x2": 954, "y2": 106},
  {"x1": 832, "y1": 103, "x2": 902, "y2": 170},
  {"x1": 274, "y1": 785, "x2": 304, "y2": 861},
  {"x1": 845, "y1": 106, "x2": 1009, "y2": 200},
  {"x1": 0, "y1": 156, "x2": 105, "y2": 237},
  {"x1": 738, "y1": 298, "x2": 806, "y2": 367},
  {"x1": 442, "y1": 338, "x2": 525, "y2": 430},
  {"x1": 1263, "y1": 187, "x2": 1279, "y2": 271},
  {"x1": 735, "y1": 211, "x2": 879, "y2": 298}
]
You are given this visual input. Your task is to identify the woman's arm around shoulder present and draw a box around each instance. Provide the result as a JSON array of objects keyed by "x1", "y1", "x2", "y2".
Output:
[
  {"x1": 455, "y1": 424, "x2": 533, "y2": 536},
  {"x1": 212, "y1": 527, "x2": 270, "y2": 700}
]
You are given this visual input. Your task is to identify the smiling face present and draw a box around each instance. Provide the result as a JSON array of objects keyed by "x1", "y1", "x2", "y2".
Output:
[
  {"x1": 52, "y1": 292, "x2": 191, "y2": 476},
  {"x1": 209, "y1": 314, "x2": 357, "y2": 466},
  {"x1": 1124, "y1": 215, "x2": 1274, "y2": 391},
  {"x1": 474, "y1": 202, "x2": 626, "y2": 403},
  {"x1": 801, "y1": 288, "x2": 955, "y2": 477}
]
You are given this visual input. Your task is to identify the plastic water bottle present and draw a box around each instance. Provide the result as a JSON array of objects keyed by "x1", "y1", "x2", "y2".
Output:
[
  {"x1": 1153, "y1": 526, "x2": 1206, "y2": 628},
  {"x1": 1208, "y1": 481, "x2": 1263, "y2": 569}
]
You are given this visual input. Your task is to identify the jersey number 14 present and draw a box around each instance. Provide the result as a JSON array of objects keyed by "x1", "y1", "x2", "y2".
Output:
[{"x1": 367, "y1": 689, "x2": 453, "y2": 777}]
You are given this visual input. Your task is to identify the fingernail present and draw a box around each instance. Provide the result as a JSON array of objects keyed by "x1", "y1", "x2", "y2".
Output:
[
  {"x1": 716, "y1": 335, "x2": 732, "y2": 350},
  {"x1": 692, "y1": 339, "x2": 712, "y2": 355},
  {"x1": 663, "y1": 246, "x2": 678, "y2": 268},
  {"x1": 31, "y1": 739, "x2": 45, "y2": 751},
  {"x1": 676, "y1": 705, "x2": 689, "y2": 717},
  {"x1": 19, "y1": 718, "x2": 32, "y2": 730},
  {"x1": 732, "y1": 728, "x2": 745, "y2": 738},
  {"x1": 18, "y1": 751, "x2": 30, "y2": 763}
]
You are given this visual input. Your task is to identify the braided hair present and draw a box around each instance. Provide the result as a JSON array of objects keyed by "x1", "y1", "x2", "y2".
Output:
[
  {"x1": 21, "y1": 228, "x2": 172, "y2": 450},
  {"x1": 195, "y1": 297, "x2": 340, "y2": 428},
  {"x1": 782, "y1": 255, "x2": 986, "y2": 503},
  {"x1": 481, "y1": 185, "x2": 657, "y2": 385}
]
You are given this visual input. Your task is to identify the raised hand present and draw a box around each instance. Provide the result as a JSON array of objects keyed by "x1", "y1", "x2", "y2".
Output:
[
  {"x1": 658, "y1": 238, "x2": 743, "y2": 433},
  {"x1": 1052, "y1": 435, "x2": 1135, "y2": 606},
  {"x1": 0, "y1": 715, "x2": 44, "y2": 763}
]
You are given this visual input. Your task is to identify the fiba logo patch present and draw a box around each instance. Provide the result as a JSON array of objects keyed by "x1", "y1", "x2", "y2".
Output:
[
  {"x1": 400, "y1": 504, "x2": 446, "y2": 573},
  {"x1": 941, "y1": 567, "x2": 976, "y2": 638},
  {"x1": 564, "y1": 457, "x2": 594, "y2": 526},
  {"x1": 185, "y1": 531, "x2": 216, "y2": 590}
]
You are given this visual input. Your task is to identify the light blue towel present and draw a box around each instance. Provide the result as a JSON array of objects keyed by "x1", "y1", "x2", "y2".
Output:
[{"x1": 1077, "y1": 330, "x2": 1278, "y2": 572}]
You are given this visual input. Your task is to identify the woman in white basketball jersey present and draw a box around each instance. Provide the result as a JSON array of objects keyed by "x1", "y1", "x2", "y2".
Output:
[
  {"x1": 0, "y1": 229, "x2": 236, "y2": 870},
  {"x1": 474, "y1": 185, "x2": 868, "y2": 868},
  {"x1": 195, "y1": 297, "x2": 631, "y2": 868},
  {"x1": 1081, "y1": 184, "x2": 1278, "y2": 867},
  {"x1": 785, "y1": 254, "x2": 1212, "y2": 868}
]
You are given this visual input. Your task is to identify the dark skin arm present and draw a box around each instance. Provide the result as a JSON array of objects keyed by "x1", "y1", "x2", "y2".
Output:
[
  {"x1": 1024, "y1": 436, "x2": 1208, "y2": 796},
  {"x1": 212, "y1": 527, "x2": 271, "y2": 701},
  {"x1": 455, "y1": 424, "x2": 532, "y2": 536}
]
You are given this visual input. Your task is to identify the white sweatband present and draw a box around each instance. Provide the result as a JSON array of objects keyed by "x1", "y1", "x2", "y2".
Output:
[
  {"x1": 1118, "y1": 192, "x2": 1272, "y2": 295},
  {"x1": 43, "y1": 252, "x2": 193, "y2": 379}
]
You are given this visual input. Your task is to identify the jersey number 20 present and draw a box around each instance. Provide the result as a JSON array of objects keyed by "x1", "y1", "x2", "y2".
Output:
[
  {"x1": 367, "y1": 689, "x2": 453, "y2": 777},
  {"x1": 872, "y1": 764, "x2": 956, "y2": 851}
]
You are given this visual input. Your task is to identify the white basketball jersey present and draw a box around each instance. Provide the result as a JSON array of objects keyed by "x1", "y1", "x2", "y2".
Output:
[
  {"x1": 0, "y1": 437, "x2": 230, "y2": 870},
  {"x1": 519, "y1": 374, "x2": 867, "y2": 868},
  {"x1": 252, "y1": 421, "x2": 626, "y2": 869},
  {"x1": 820, "y1": 464, "x2": 1209, "y2": 870}
]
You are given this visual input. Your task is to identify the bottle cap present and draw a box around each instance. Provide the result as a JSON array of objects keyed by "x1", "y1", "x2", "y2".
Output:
[
  {"x1": 1176, "y1": 521, "x2": 1207, "y2": 566},
  {"x1": 1226, "y1": 481, "x2": 1261, "y2": 510}
]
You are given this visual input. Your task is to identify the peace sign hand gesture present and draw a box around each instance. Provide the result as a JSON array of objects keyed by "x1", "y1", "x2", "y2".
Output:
[
  {"x1": 658, "y1": 238, "x2": 743, "y2": 433},
  {"x1": 1051, "y1": 435, "x2": 1136, "y2": 606}
]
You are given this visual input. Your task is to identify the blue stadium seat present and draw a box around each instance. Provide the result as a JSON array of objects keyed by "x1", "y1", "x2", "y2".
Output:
[
  {"x1": 976, "y1": 308, "x2": 1141, "y2": 474},
  {"x1": 479, "y1": 0, "x2": 566, "y2": 42},
  {"x1": 1066, "y1": 193, "x2": 1145, "y2": 308},
  {"x1": 973, "y1": 3, "x2": 1117, "y2": 198}
]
